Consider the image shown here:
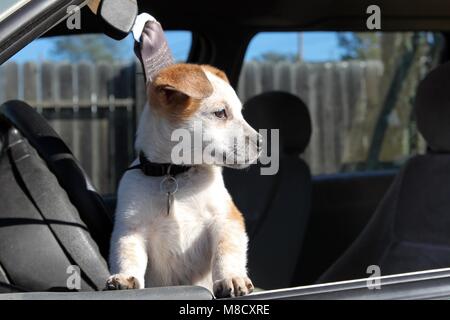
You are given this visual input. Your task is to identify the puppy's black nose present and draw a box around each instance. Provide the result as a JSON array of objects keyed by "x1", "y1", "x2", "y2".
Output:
[{"x1": 256, "y1": 134, "x2": 263, "y2": 152}]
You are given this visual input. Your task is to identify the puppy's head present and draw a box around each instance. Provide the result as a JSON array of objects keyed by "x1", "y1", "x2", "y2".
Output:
[{"x1": 148, "y1": 63, "x2": 261, "y2": 168}]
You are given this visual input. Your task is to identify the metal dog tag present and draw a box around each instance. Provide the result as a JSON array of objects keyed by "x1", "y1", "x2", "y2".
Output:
[
  {"x1": 166, "y1": 193, "x2": 174, "y2": 215},
  {"x1": 160, "y1": 175, "x2": 178, "y2": 215}
]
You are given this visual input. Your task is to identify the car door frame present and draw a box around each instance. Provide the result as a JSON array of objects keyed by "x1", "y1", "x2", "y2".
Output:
[
  {"x1": 0, "y1": 0, "x2": 87, "y2": 64},
  {"x1": 2, "y1": 0, "x2": 450, "y2": 301},
  {"x1": 233, "y1": 267, "x2": 450, "y2": 300}
]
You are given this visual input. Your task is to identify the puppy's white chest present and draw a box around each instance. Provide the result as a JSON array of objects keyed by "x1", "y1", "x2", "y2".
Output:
[
  {"x1": 144, "y1": 196, "x2": 214, "y2": 287},
  {"x1": 116, "y1": 166, "x2": 228, "y2": 288}
]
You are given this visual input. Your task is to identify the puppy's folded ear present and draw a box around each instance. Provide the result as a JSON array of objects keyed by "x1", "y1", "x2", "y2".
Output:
[
  {"x1": 201, "y1": 65, "x2": 230, "y2": 84},
  {"x1": 148, "y1": 64, "x2": 214, "y2": 120},
  {"x1": 151, "y1": 64, "x2": 213, "y2": 102}
]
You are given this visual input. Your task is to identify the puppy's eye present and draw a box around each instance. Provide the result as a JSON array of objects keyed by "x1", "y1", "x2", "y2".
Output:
[{"x1": 213, "y1": 109, "x2": 227, "y2": 119}]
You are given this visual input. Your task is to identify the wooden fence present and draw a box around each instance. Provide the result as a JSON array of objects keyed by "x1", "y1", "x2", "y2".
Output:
[
  {"x1": 0, "y1": 60, "x2": 383, "y2": 193},
  {"x1": 238, "y1": 61, "x2": 384, "y2": 174},
  {"x1": 0, "y1": 61, "x2": 147, "y2": 194}
]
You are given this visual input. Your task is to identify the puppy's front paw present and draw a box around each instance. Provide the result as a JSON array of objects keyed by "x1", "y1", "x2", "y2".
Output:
[
  {"x1": 105, "y1": 274, "x2": 140, "y2": 290},
  {"x1": 213, "y1": 277, "x2": 254, "y2": 298}
]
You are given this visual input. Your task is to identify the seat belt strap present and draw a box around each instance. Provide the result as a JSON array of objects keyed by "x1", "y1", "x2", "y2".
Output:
[{"x1": 7, "y1": 128, "x2": 109, "y2": 291}]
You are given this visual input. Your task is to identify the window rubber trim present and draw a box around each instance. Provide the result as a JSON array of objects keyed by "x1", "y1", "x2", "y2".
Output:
[
  {"x1": 230, "y1": 267, "x2": 450, "y2": 300},
  {"x1": 0, "y1": 0, "x2": 87, "y2": 65}
]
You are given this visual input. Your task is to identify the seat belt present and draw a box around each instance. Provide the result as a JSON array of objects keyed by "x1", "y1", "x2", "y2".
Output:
[{"x1": 7, "y1": 128, "x2": 109, "y2": 291}]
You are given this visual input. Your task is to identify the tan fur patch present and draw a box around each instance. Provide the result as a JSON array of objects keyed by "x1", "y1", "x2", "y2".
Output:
[
  {"x1": 87, "y1": 0, "x2": 101, "y2": 13},
  {"x1": 148, "y1": 63, "x2": 214, "y2": 122},
  {"x1": 201, "y1": 65, "x2": 230, "y2": 84},
  {"x1": 228, "y1": 200, "x2": 245, "y2": 229},
  {"x1": 215, "y1": 200, "x2": 246, "y2": 259}
]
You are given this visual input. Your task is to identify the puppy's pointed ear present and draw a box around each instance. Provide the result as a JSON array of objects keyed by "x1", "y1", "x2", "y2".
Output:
[{"x1": 151, "y1": 64, "x2": 213, "y2": 103}]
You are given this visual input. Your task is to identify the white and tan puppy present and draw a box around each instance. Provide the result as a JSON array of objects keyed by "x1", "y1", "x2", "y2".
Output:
[{"x1": 106, "y1": 63, "x2": 261, "y2": 298}]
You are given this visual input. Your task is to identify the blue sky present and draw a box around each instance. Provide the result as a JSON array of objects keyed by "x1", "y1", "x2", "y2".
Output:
[
  {"x1": 10, "y1": 31, "x2": 342, "y2": 63},
  {"x1": 246, "y1": 32, "x2": 341, "y2": 61}
]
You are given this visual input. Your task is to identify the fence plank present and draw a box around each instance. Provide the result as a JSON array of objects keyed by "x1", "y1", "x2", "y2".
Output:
[
  {"x1": 305, "y1": 64, "x2": 321, "y2": 174},
  {"x1": 41, "y1": 62, "x2": 58, "y2": 129},
  {"x1": 321, "y1": 63, "x2": 338, "y2": 173},
  {"x1": 240, "y1": 62, "x2": 262, "y2": 102},
  {"x1": 2, "y1": 62, "x2": 19, "y2": 101},
  {"x1": 94, "y1": 62, "x2": 112, "y2": 193},
  {"x1": 274, "y1": 62, "x2": 292, "y2": 93},
  {"x1": 107, "y1": 64, "x2": 119, "y2": 193},
  {"x1": 23, "y1": 62, "x2": 38, "y2": 106},
  {"x1": 335, "y1": 62, "x2": 351, "y2": 168},
  {"x1": 77, "y1": 62, "x2": 94, "y2": 179},
  {"x1": 57, "y1": 63, "x2": 75, "y2": 153},
  {"x1": 261, "y1": 63, "x2": 275, "y2": 93},
  {"x1": 293, "y1": 63, "x2": 312, "y2": 163},
  {"x1": 113, "y1": 63, "x2": 135, "y2": 189}
]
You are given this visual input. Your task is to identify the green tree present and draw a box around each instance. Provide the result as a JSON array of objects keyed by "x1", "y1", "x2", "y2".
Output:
[
  {"x1": 254, "y1": 52, "x2": 299, "y2": 63},
  {"x1": 337, "y1": 32, "x2": 381, "y2": 60},
  {"x1": 52, "y1": 35, "x2": 127, "y2": 62}
]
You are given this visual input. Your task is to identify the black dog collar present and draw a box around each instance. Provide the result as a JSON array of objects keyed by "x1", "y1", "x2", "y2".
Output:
[{"x1": 126, "y1": 151, "x2": 191, "y2": 177}]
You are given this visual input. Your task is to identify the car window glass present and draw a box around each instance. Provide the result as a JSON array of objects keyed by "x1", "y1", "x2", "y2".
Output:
[
  {"x1": 240, "y1": 32, "x2": 443, "y2": 175},
  {"x1": 0, "y1": 31, "x2": 192, "y2": 194}
]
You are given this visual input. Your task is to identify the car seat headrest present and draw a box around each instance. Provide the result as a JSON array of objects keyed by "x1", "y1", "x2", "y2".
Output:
[
  {"x1": 415, "y1": 62, "x2": 450, "y2": 153},
  {"x1": 243, "y1": 91, "x2": 312, "y2": 155}
]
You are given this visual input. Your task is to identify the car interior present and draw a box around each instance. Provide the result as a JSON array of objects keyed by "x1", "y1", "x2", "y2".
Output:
[{"x1": 1, "y1": 0, "x2": 450, "y2": 299}]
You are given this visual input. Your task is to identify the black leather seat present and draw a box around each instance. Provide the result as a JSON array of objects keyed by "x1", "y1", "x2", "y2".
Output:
[
  {"x1": 0, "y1": 101, "x2": 113, "y2": 258},
  {"x1": 319, "y1": 62, "x2": 450, "y2": 283},
  {"x1": 0, "y1": 100, "x2": 111, "y2": 291},
  {"x1": 224, "y1": 91, "x2": 312, "y2": 290}
]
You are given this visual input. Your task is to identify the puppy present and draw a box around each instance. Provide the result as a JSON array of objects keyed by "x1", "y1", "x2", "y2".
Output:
[{"x1": 106, "y1": 63, "x2": 261, "y2": 298}]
